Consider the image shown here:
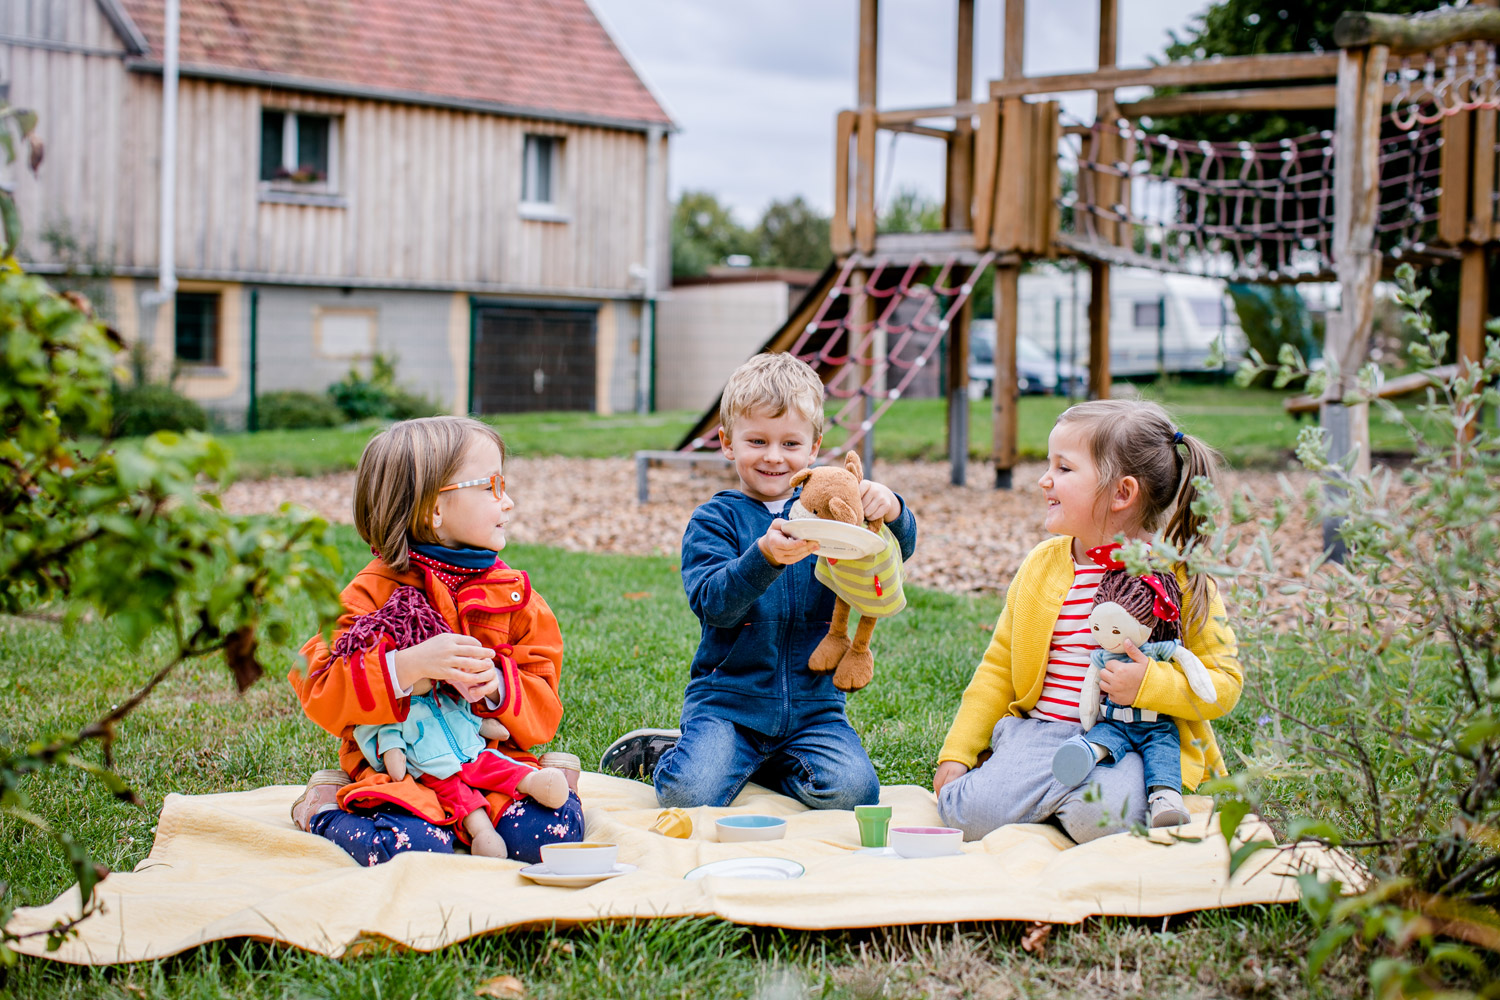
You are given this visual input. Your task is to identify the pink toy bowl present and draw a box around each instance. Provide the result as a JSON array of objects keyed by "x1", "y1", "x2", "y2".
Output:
[{"x1": 889, "y1": 826, "x2": 963, "y2": 858}]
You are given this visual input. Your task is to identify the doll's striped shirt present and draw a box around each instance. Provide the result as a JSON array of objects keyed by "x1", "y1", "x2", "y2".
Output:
[{"x1": 1026, "y1": 559, "x2": 1104, "y2": 723}]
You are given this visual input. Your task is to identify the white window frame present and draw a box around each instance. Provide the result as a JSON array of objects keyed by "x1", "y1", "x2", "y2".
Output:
[
  {"x1": 260, "y1": 109, "x2": 340, "y2": 196},
  {"x1": 519, "y1": 134, "x2": 569, "y2": 222}
]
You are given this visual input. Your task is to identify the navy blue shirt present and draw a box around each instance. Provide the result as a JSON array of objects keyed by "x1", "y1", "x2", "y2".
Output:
[{"x1": 678, "y1": 488, "x2": 918, "y2": 738}]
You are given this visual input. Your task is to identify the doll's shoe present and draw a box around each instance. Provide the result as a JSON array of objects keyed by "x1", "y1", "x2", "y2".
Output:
[
  {"x1": 290, "y1": 769, "x2": 351, "y2": 831},
  {"x1": 1148, "y1": 788, "x2": 1192, "y2": 828},
  {"x1": 598, "y1": 728, "x2": 680, "y2": 782},
  {"x1": 1051, "y1": 735, "x2": 1098, "y2": 787}
]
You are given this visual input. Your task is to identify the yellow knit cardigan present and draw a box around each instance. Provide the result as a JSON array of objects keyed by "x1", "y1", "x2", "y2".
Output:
[{"x1": 937, "y1": 535, "x2": 1243, "y2": 790}]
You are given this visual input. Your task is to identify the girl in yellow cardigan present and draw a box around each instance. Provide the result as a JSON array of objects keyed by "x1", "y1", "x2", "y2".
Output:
[{"x1": 933, "y1": 399, "x2": 1242, "y2": 843}]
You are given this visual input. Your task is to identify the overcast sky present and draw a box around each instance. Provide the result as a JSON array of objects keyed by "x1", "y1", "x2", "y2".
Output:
[{"x1": 590, "y1": 0, "x2": 1213, "y2": 224}]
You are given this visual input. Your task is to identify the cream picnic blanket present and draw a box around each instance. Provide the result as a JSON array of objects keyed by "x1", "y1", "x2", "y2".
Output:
[{"x1": 8, "y1": 773, "x2": 1360, "y2": 963}]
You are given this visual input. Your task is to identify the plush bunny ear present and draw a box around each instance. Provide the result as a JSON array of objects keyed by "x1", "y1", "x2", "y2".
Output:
[
  {"x1": 844, "y1": 450, "x2": 864, "y2": 481},
  {"x1": 790, "y1": 469, "x2": 813, "y2": 488}
]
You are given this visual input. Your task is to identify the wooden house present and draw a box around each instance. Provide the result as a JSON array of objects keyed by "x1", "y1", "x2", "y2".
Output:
[{"x1": 2, "y1": 0, "x2": 673, "y2": 423}]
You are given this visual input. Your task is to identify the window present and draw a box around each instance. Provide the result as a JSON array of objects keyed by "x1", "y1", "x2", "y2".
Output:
[
  {"x1": 260, "y1": 109, "x2": 335, "y2": 186},
  {"x1": 175, "y1": 292, "x2": 220, "y2": 366},
  {"x1": 522, "y1": 134, "x2": 560, "y2": 205},
  {"x1": 1133, "y1": 300, "x2": 1164, "y2": 328},
  {"x1": 1189, "y1": 297, "x2": 1226, "y2": 326}
]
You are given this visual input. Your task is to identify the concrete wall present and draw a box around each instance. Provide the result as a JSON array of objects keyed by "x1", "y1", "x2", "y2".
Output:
[{"x1": 654, "y1": 281, "x2": 790, "y2": 413}]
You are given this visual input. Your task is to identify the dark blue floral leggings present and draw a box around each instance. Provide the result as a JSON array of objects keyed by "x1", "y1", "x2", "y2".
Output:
[{"x1": 310, "y1": 791, "x2": 585, "y2": 866}]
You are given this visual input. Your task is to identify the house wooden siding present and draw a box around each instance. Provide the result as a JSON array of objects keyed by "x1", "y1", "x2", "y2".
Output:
[{"x1": 6, "y1": 52, "x2": 667, "y2": 296}]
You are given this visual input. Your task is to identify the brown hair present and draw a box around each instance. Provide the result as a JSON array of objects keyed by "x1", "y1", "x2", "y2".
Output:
[
  {"x1": 719, "y1": 352, "x2": 826, "y2": 440},
  {"x1": 353, "y1": 416, "x2": 505, "y2": 573},
  {"x1": 1055, "y1": 398, "x2": 1220, "y2": 637},
  {"x1": 1094, "y1": 568, "x2": 1183, "y2": 644}
]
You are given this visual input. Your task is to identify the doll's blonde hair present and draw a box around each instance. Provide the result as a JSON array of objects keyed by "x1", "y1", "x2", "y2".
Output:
[
  {"x1": 354, "y1": 416, "x2": 505, "y2": 573},
  {"x1": 1055, "y1": 398, "x2": 1221, "y2": 637},
  {"x1": 719, "y1": 352, "x2": 825, "y2": 440}
]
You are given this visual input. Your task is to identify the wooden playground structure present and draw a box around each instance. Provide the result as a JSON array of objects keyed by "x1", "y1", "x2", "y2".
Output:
[{"x1": 669, "y1": 2, "x2": 1499, "y2": 490}]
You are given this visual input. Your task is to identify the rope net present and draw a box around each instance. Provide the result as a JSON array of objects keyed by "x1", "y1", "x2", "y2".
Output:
[
  {"x1": 1062, "y1": 115, "x2": 1445, "y2": 282},
  {"x1": 682, "y1": 252, "x2": 994, "y2": 455}
]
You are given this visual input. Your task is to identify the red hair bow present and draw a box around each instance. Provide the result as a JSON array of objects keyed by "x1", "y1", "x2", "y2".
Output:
[
  {"x1": 1086, "y1": 543, "x2": 1125, "y2": 570},
  {"x1": 1141, "y1": 573, "x2": 1180, "y2": 622}
]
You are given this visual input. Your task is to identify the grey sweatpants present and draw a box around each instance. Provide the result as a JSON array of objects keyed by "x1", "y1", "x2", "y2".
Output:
[{"x1": 937, "y1": 716, "x2": 1147, "y2": 844}]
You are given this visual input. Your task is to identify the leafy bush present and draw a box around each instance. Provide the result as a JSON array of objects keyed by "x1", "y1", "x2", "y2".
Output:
[
  {"x1": 327, "y1": 353, "x2": 441, "y2": 422},
  {"x1": 110, "y1": 381, "x2": 209, "y2": 437},
  {"x1": 1212, "y1": 263, "x2": 1500, "y2": 996},
  {"x1": 256, "y1": 389, "x2": 344, "y2": 430}
]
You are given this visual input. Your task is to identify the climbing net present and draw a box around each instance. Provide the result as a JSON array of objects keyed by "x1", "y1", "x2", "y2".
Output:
[
  {"x1": 1061, "y1": 115, "x2": 1444, "y2": 281},
  {"x1": 682, "y1": 252, "x2": 994, "y2": 455}
]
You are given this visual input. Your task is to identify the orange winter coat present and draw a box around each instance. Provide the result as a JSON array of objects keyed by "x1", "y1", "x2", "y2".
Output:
[{"x1": 290, "y1": 556, "x2": 564, "y2": 826}]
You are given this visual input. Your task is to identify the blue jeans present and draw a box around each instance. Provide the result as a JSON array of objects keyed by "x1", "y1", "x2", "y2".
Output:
[
  {"x1": 310, "y1": 792, "x2": 586, "y2": 866},
  {"x1": 654, "y1": 707, "x2": 879, "y2": 810},
  {"x1": 1086, "y1": 709, "x2": 1183, "y2": 793}
]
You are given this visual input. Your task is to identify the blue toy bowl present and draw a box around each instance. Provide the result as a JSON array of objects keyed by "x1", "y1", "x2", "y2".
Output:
[{"x1": 715, "y1": 814, "x2": 788, "y2": 842}]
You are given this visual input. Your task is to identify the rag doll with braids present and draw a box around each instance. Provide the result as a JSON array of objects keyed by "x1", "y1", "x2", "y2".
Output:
[{"x1": 1050, "y1": 552, "x2": 1219, "y2": 828}]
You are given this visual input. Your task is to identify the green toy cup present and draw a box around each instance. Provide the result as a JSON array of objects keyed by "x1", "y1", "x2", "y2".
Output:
[{"x1": 854, "y1": 804, "x2": 892, "y2": 848}]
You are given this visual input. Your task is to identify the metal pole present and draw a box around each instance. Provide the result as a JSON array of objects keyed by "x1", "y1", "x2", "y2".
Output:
[
  {"x1": 1069, "y1": 265, "x2": 1079, "y2": 399},
  {"x1": 638, "y1": 124, "x2": 663, "y2": 414},
  {"x1": 1053, "y1": 295, "x2": 1063, "y2": 396},
  {"x1": 1156, "y1": 293, "x2": 1166, "y2": 382},
  {"x1": 158, "y1": 0, "x2": 179, "y2": 301},
  {"x1": 247, "y1": 288, "x2": 259, "y2": 431}
]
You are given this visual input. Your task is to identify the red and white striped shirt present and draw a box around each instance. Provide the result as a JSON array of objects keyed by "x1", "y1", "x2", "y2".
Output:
[{"x1": 1027, "y1": 558, "x2": 1104, "y2": 724}]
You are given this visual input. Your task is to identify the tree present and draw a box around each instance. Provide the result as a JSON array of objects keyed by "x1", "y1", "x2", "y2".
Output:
[
  {"x1": 670, "y1": 190, "x2": 754, "y2": 278},
  {"x1": 878, "y1": 186, "x2": 944, "y2": 234},
  {"x1": 752, "y1": 196, "x2": 831, "y2": 271},
  {"x1": 0, "y1": 102, "x2": 342, "y2": 960}
]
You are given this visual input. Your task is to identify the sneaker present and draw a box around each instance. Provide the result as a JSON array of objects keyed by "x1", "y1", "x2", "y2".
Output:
[
  {"x1": 1051, "y1": 735, "x2": 1098, "y2": 787},
  {"x1": 290, "y1": 768, "x2": 351, "y2": 831},
  {"x1": 598, "y1": 728, "x2": 680, "y2": 782},
  {"x1": 1148, "y1": 787, "x2": 1191, "y2": 828}
]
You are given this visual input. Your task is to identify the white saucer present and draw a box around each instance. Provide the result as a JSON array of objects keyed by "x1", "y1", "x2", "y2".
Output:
[
  {"x1": 683, "y1": 857, "x2": 805, "y2": 881},
  {"x1": 518, "y1": 862, "x2": 637, "y2": 887},
  {"x1": 854, "y1": 846, "x2": 898, "y2": 857},
  {"x1": 780, "y1": 519, "x2": 884, "y2": 559}
]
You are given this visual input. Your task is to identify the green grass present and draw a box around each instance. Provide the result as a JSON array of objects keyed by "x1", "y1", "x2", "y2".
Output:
[
  {"x1": 215, "y1": 382, "x2": 1425, "y2": 482},
  {"x1": 0, "y1": 531, "x2": 1375, "y2": 998}
]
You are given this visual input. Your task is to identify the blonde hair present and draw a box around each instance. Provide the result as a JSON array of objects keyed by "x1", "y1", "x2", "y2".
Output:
[
  {"x1": 719, "y1": 352, "x2": 825, "y2": 440},
  {"x1": 1054, "y1": 398, "x2": 1221, "y2": 636},
  {"x1": 353, "y1": 416, "x2": 505, "y2": 573}
]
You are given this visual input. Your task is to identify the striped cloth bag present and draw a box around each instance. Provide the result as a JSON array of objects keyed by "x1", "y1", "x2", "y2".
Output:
[{"x1": 814, "y1": 522, "x2": 907, "y2": 618}]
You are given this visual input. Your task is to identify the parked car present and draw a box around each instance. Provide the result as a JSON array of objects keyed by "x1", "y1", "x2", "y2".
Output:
[{"x1": 967, "y1": 322, "x2": 1087, "y2": 397}]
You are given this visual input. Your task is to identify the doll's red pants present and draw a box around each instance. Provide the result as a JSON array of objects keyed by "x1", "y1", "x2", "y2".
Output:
[{"x1": 420, "y1": 749, "x2": 535, "y2": 821}]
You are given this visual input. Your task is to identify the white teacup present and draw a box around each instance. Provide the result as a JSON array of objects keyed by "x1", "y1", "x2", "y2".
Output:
[{"x1": 540, "y1": 842, "x2": 618, "y2": 875}]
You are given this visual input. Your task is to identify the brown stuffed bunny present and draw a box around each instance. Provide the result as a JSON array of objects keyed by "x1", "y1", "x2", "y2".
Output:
[{"x1": 787, "y1": 451, "x2": 907, "y2": 692}]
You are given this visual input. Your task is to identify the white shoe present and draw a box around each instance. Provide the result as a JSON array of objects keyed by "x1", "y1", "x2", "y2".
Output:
[{"x1": 1148, "y1": 788, "x2": 1191, "y2": 828}]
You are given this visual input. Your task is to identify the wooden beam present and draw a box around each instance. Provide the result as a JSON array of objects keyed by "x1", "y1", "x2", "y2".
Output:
[
  {"x1": 1470, "y1": 108, "x2": 1496, "y2": 244},
  {"x1": 1087, "y1": 260, "x2": 1111, "y2": 399},
  {"x1": 1098, "y1": 0, "x2": 1117, "y2": 71},
  {"x1": 1439, "y1": 112, "x2": 1472, "y2": 246},
  {"x1": 993, "y1": 97, "x2": 1026, "y2": 251},
  {"x1": 1004, "y1": 0, "x2": 1025, "y2": 80},
  {"x1": 885, "y1": 122, "x2": 953, "y2": 139},
  {"x1": 832, "y1": 110, "x2": 856, "y2": 256},
  {"x1": 878, "y1": 102, "x2": 979, "y2": 126},
  {"x1": 1459, "y1": 246, "x2": 1488, "y2": 368},
  {"x1": 945, "y1": 0, "x2": 976, "y2": 232},
  {"x1": 993, "y1": 264, "x2": 1020, "y2": 488},
  {"x1": 1121, "y1": 84, "x2": 1338, "y2": 117},
  {"x1": 971, "y1": 99, "x2": 1000, "y2": 250},
  {"x1": 855, "y1": 0, "x2": 879, "y2": 255},
  {"x1": 989, "y1": 51, "x2": 1339, "y2": 99},
  {"x1": 1334, "y1": 8, "x2": 1500, "y2": 53}
]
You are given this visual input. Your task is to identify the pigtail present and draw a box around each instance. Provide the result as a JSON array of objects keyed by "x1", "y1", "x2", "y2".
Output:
[{"x1": 1162, "y1": 432, "x2": 1221, "y2": 639}]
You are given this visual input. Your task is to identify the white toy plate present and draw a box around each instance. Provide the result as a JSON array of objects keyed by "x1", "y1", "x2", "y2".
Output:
[
  {"x1": 780, "y1": 519, "x2": 884, "y2": 559},
  {"x1": 518, "y1": 862, "x2": 637, "y2": 887},
  {"x1": 683, "y1": 857, "x2": 805, "y2": 881}
]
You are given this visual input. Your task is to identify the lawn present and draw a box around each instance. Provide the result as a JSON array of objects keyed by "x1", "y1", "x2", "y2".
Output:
[
  {"x1": 217, "y1": 381, "x2": 1421, "y2": 481},
  {"x1": 0, "y1": 530, "x2": 1370, "y2": 998}
]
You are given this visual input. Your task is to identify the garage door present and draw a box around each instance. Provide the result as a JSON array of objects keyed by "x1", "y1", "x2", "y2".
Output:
[{"x1": 471, "y1": 304, "x2": 597, "y2": 413}]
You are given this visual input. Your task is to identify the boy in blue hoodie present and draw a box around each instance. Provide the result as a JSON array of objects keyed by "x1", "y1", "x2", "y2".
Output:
[{"x1": 599, "y1": 352, "x2": 917, "y2": 809}]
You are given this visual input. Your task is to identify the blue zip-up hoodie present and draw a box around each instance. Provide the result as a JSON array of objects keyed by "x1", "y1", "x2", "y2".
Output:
[{"x1": 679, "y1": 487, "x2": 918, "y2": 738}]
